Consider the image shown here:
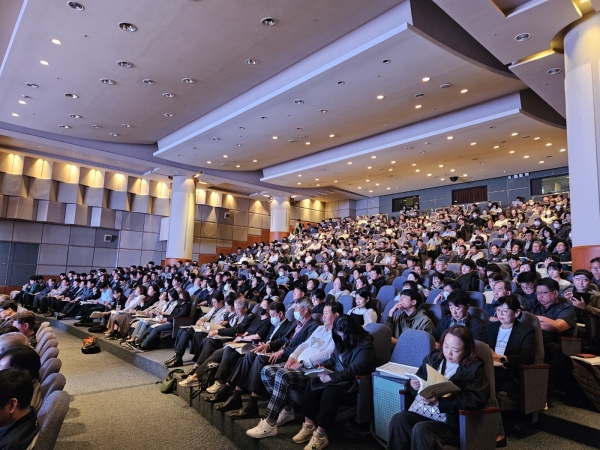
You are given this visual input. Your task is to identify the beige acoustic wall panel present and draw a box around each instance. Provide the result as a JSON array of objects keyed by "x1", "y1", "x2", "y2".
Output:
[
  {"x1": 299, "y1": 208, "x2": 311, "y2": 222},
  {"x1": 201, "y1": 221, "x2": 218, "y2": 239},
  {"x1": 64, "y1": 203, "x2": 90, "y2": 226},
  {"x1": 234, "y1": 210, "x2": 249, "y2": 227},
  {"x1": 151, "y1": 197, "x2": 170, "y2": 216},
  {"x1": 199, "y1": 238, "x2": 217, "y2": 254},
  {"x1": 249, "y1": 200, "x2": 264, "y2": 214},
  {"x1": 83, "y1": 187, "x2": 108, "y2": 208},
  {"x1": 193, "y1": 221, "x2": 202, "y2": 238},
  {"x1": 248, "y1": 213, "x2": 262, "y2": 229},
  {"x1": 217, "y1": 240, "x2": 232, "y2": 248},
  {"x1": 290, "y1": 206, "x2": 299, "y2": 221},
  {"x1": 248, "y1": 227, "x2": 262, "y2": 236},
  {"x1": 0, "y1": 196, "x2": 8, "y2": 218},
  {"x1": 233, "y1": 225, "x2": 248, "y2": 241},
  {"x1": 325, "y1": 201, "x2": 339, "y2": 213},
  {"x1": 6, "y1": 197, "x2": 37, "y2": 221},
  {"x1": 36, "y1": 200, "x2": 65, "y2": 223},
  {"x1": 28, "y1": 178, "x2": 57, "y2": 201},
  {"x1": 200, "y1": 205, "x2": 218, "y2": 223},
  {"x1": 234, "y1": 197, "x2": 249, "y2": 212},
  {"x1": 159, "y1": 217, "x2": 169, "y2": 241},
  {"x1": 221, "y1": 194, "x2": 236, "y2": 210},
  {"x1": 57, "y1": 182, "x2": 84, "y2": 205},
  {"x1": 217, "y1": 224, "x2": 233, "y2": 240},
  {"x1": 261, "y1": 214, "x2": 271, "y2": 229},
  {"x1": 131, "y1": 194, "x2": 151, "y2": 214},
  {"x1": 1, "y1": 174, "x2": 28, "y2": 197},
  {"x1": 90, "y1": 207, "x2": 116, "y2": 228},
  {"x1": 206, "y1": 191, "x2": 222, "y2": 207},
  {"x1": 108, "y1": 191, "x2": 131, "y2": 211}
]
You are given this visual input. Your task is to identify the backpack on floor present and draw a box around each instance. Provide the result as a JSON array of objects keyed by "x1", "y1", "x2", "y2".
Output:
[
  {"x1": 161, "y1": 369, "x2": 185, "y2": 394},
  {"x1": 199, "y1": 362, "x2": 220, "y2": 391},
  {"x1": 81, "y1": 336, "x2": 102, "y2": 354}
]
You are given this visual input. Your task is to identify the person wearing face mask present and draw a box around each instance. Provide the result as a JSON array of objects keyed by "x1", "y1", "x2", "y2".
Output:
[{"x1": 552, "y1": 219, "x2": 571, "y2": 240}]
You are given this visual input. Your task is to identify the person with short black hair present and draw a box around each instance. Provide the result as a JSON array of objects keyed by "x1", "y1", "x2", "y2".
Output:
[
  {"x1": 11, "y1": 312, "x2": 37, "y2": 348},
  {"x1": 0, "y1": 345, "x2": 41, "y2": 411},
  {"x1": 385, "y1": 289, "x2": 433, "y2": 344},
  {"x1": 432, "y1": 291, "x2": 485, "y2": 341},
  {"x1": 0, "y1": 369, "x2": 38, "y2": 450},
  {"x1": 347, "y1": 288, "x2": 377, "y2": 326}
]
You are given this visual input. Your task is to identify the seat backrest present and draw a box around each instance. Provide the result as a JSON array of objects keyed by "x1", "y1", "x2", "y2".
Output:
[
  {"x1": 425, "y1": 289, "x2": 442, "y2": 304},
  {"x1": 35, "y1": 333, "x2": 56, "y2": 354},
  {"x1": 391, "y1": 276, "x2": 407, "y2": 291},
  {"x1": 474, "y1": 340, "x2": 497, "y2": 405},
  {"x1": 36, "y1": 322, "x2": 51, "y2": 339},
  {"x1": 380, "y1": 301, "x2": 396, "y2": 324},
  {"x1": 466, "y1": 291, "x2": 485, "y2": 309},
  {"x1": 519, "y1": 311, "x2": 544, "y2": 363},
  {"x1": 40, "y1": 372, "x2": 66, "y2": 400},
  {"x1": 38, "y1": 339, "x2": 58, "y2": 360},
  {"x1": 324, "y1": 282, "x2": 334, "y2": 294},
  {"x1": 390, "y1": 329, "x2": 435, "y2": 367},
  {"x1": 370, "y1": 298, "x2": 383, "y2": 322},
  {"x1": 35, "y1": 327, "x2": 52, "y2": 345},
  {"x1": 447, "y1": 263, "x2": 462, "y2": 274},
  {"x1": 36, "y1": 390, "x2": 70, "y2": 450},
  {"x1": 377, "y1": 285, "x2": 398, "y2": 308},
  {"x1": 364, "y1": 322, "x2": 392, "y2": 366},
  {"x1": 468, "y1": 306, "x2": 489, "y2": 327},
  {"x1": 283, "y1": 290, "x2": 295, "y2": 307},
  {"x1": 39, "y1": 358, "x2": 62, "y2": 382},
  {"x1": 338, "y1": 295, "x2": 354, "y2": 314},
  {"x1": 40, "y1": 346, "x2": 59, "y2": 366},
  {"x1": 419, "y1": 303, "x2": 443, "y2": 327}
]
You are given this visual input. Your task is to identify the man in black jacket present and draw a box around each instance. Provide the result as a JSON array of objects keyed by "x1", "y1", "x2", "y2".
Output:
[
  {"x1": 0, "y1": 369, "x2": 38, "y2": 450},
  {"x1": 432, "y1": 291, "x2": 485, "y2": 341}
]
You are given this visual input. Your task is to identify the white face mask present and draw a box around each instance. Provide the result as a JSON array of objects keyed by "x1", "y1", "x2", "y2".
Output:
[
  {"x1": 553, "y1": 224, "x2": 560, "y2": 229},
  {"x1": 534, "y1": 221, "x2": 540, "y2": 226},
  {"x1": 278, "y1": 272, "x2": 284, "y2": 277}
]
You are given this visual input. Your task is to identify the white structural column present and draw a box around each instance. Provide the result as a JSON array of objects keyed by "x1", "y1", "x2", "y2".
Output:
[
  {"x1": 269, "y1": 196, "x2": 291, "y2": 242},
  {"x1": 165, "y1": 176, "x2": 195, "y2": 264},
  {"x1": 564, "y1": 12, "x2": 600, "y2": 269}
]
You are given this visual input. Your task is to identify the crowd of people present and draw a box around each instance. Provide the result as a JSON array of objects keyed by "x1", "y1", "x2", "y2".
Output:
[{"x1": 2, "y1": 192, "x2": 599, "y2": 450}]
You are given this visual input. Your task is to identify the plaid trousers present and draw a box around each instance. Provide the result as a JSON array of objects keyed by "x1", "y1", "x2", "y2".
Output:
[{"x1": 261, "y1": 363, "x2": 308, "y2": 421}]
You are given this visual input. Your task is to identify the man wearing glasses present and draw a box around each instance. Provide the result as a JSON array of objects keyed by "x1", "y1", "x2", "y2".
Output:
[{"x1": 524, "y1": 278, "x2": 577, "y2": 401}]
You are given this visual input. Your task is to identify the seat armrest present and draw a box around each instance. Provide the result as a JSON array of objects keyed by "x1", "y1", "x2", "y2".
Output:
[
  {"x1": 457, "y1": 406, "x2": 501, "y2": 416},
  {"x1": 560, "y1": 336, "x2": 582, "y2": 356},
  {"x1": 519, "y1": 364, "x2": 549, "y2": 414},
  {"x1": 173, "y1": 317, "x2": 194, "y2": 329},
  {"x1": 457, "y1": 407, "x2": 501, "y2": 450}
]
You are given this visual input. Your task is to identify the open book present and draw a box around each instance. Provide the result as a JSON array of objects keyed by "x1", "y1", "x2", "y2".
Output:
[
  {"x1": 403, "y1": 364, "x2": 460, "y2": 398},
  {"x1": 190, "y1": 323, "x2": 224, "y2": 332},
  {"x1": 377, "y1": 362, "x2": 419, "y2": 379}
]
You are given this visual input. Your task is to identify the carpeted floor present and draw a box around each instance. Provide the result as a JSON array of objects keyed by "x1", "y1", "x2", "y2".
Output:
[{"x1": 53, "y1": 329, "x2": 238, "y2": 450}]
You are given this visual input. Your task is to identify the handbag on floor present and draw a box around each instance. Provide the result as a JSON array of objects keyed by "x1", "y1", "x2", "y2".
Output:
[
  {"x1": 161, "y1": 369, "x2": 185, "y2": 394},
  {"x1": 81, "y1": 336, "x2": 102, "y2": 354}
]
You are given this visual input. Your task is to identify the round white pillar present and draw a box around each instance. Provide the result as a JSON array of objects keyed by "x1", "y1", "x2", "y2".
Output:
[
  {"x1": 165, "y1": 176, "x2": 195, "y2": 264},
  {"x1": 269, "y1": 196, "x2": 291, "y2": 242}
]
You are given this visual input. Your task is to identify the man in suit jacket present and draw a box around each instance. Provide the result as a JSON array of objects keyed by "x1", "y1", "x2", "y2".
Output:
[
  {"x1": 432, "y1": 291, "x2": 485, "y2": 341},
  {"x1": 206, "y1": 298, "x2": 318, "y2": 410}
]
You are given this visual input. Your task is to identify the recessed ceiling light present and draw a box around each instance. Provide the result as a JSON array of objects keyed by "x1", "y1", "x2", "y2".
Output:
[
  {"x1": 547, "y1": 68, "x2": 561, "y2": 75},
  {"x1": 212, "y1": 137, "x2": 221, "y2": 141},
  {"x1": 11, "y1": 113, "x2": 19, "y2": 117},
  {"x1": 534, "y1": 137, "x2": 540, "y2": 140},
  {"x1": 182, "y1": 77, "x2": 196, "y2": 84},
  {"x1": 297, "y1": 182, "x2": 301, "y2": 185},
  {"x1": 514, "y1": 33, "x2": 530, "y2": 41},
  {"x1": 539, "y1": 161, "x2": 545, "y2": 163},
  {"x1": 375, "y1": 183, "x2": 380, "y2": 186},
  {"x1": 524, "y1": 155, "x2": 529, "y2": 158},
  {"x1": 463, "y1": 173, "x2": 468, "y2": 176},
  {"x1": 511, "y1": 132, "x2": 518, "y2": 136},
  {"x1": 65, "y1": 93, "x2": 78, "y2": 98},
  {"x1": 69, "y1": 114, "x2": 82, "y2": 118},
  {"x1": 367, "y1": 166, "x2": 372, "y2": 169},
  {"x1": 441, "y1": 178, "x2": 445, "y2": 181},
  {"x1": 389, "y1": 168, "x2": 393, "y2": 171},
  {"x1": 261, "y1": 116, "x2": 267, "y2": 120},
  {"x1": 377, "y1": 95, "x2": 384, "y2": 100},
  {"x1": 121, "y1": 123, "x2": 131, "y2": 128},
  {"x1": 422, "y1": 77, "x2": 430, "y2": 82},
  {"x1": 315, "y1": 178, "x2": 319, "y2": 181},
  {"x1": 236, "y1": 144, "x2": 243, "y2": 147},
  {"x1": 427, "y1": 173, "x2": 432, "y2": 176},
  {"x1": 305, "y1": 142, "x2": 310, "y2": 145},
  {"x1": 439, "y1": 164, "x2": 443, "y2": 167},
  {"x1": 415, "y1": 104, "x2": 422, "y2": 109},
  {"x1": 298, "y1": 174, "x2": 302, "y2": 177},
  {"x1": 143, "y1": 79, "x2": 156, "y2": 84},
  {"x1": 560, "y1": 148, "x2": 566, "y2": 152},
  {"x1": 117, "y1": 60, "x2": 132, "y2": 68},
  {"x1": 294, "y1": 99, "x2": 304, "y2": 104},
  {"x1": 369, "y1": 190, "x2": 373, "y2": 193},
  {"x1": 358, "y1": 187, "x2": 362, "y2": 189},
  {"x1": 207, "y1": 161, "x2": 212, "y2": 164},
  {"x1": 371, "y1": 156, "x2": 376, "y2": 159},
  {"x1": 337, "y1": 81, "x2": 345, "y2": 85},
  {"x1": 67, "y1": 2, "x2": 84, "y2": 11},
  {"x1": 245, "y1": 59, "x2": 258, "y2": 65},
  {"x1": 319, "y1": 109, "x2": 328, "y2": 113},
  {"x1": 58, "y1": 124, "x2": 71, "y2": 128},
  {"x1": 416, "y1": 169, "x2": 420, "y2": 172},
  {"x1": 272, "y1": 136, "x2": 278, "y2": 140},
  {"x1": 119, "y1": 22, "x2": 137, "y2": 32},
  {"x1": 108, "y1": 132, "x2": 118, "y2": 136},
  {"x1": 253, "y1": 159, "x2": 257, "y2": 162},
  {"x1": 260, "y1": 17, "x2": 277, "y2": 26},
  {"x1": 51, "y1": 38, "x2": 62, "y2": 45},
  {"x1": 40, "y1": 60, "x2": 49, "y2": 65},
  {"x1": 163, "y1": 113, "x2": 174, "y2": 117},
  {"x1": 162, "y1": 93, "x2": 175, "y2": 98},
  {"x1": 334, "y1": 180, "x2": 338, "y2": 183},
  {"x1": 178, "y1": 154, "x2": 182, "y2": 157},
  {"x1": 223, "y1": 155, "x2": 228, "y2": 158},
  {"x1": 420, "y1": 151, "x2": 427, "y2": 154},
  {"x1": 546, "y1": 143, "x2": 552, "y2": 146},
  {"x1": 460, "y1": 89, "x2": 468, "y2": 93},
  {"x1": 366, "y1": 179, "x2": 370, "y2": 182},
  {"x1": 91, "y1": 124, "x2": 100, "y2": 128},
  {"x1": 387, "y1": 187, "x2": 390, "y2": 190},
  {"x1": 391, "y1": 160, "x2": 396, "y2": 164},
  {"x1": 471, "y1": 142, "x2": 476, "y2": 145},
  {"x1": 236, "y1": 165, "x2": 241, "y2": 168},
  {"x1": 100, "y1": 78, "x2": 115, "y2": 85},
  {"x1": 450, "y1": 169, "x2": 455, "y2": 172},
  {"x1": 447, "y1": 136, "x2": 453, "y2": 140},
  {"x1": 412, "y1": 163, "x2": 417, "y2": 166},
  {"x1": 18, "y1": 100, "x2": 26, "y2": 105},
  {"x1": 26, "y1": 82, "x2": 39, "y2": 88},
  {"x1": 348, "y1": 161, "x2": 352, "y2": 164},
  {"x1": 494, "y1": 145, "x2": 499, "y2": 149},
  {"x1": 329, "y1": 134, "x2": 335, "y2": 138},
  {"x1": 316, "y1": 184, "x2": 320, "y2": 186}
]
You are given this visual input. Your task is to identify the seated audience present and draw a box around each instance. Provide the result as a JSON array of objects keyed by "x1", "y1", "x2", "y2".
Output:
[
  {"x1": 432, "y1": 291, "x2": 485, "y2": 341},
  {"x1": 385, "y1": 289, "x2": 434, "y2": 344}
]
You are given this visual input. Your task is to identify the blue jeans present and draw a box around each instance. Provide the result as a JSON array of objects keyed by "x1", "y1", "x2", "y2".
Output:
[{"x1": 140, "y1": 322, "x2": 172, "y2": 349}]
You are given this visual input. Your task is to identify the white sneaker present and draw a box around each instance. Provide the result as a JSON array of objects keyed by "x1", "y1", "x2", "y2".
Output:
[
  {"x1": 292, "y1": 422, "x2": 315, "y2": 443},
  {"x1": 304, "y1": 430, "x2": 329, "y2": 450},
  {"x1": 179, "y1": 376, "x2": 199, "y2": 387},
  {"x1": 206, "y1": 381, "x2": 223, "y2": 394},
  {"x1": 276, "y1": 407, "x2": 295, "y2": 427},
  {"x1": 246, "y1": 419, "x2": 278, "y2": 439}
]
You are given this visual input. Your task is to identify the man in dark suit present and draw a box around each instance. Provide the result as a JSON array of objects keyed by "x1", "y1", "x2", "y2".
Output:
[
  {"x1": 501, "y1": 230, "x2": 521, "y2": 250},
  {"x1": 432, "y1": 291, "x2": 485, "y2": 341},
  {"x1": 206, "y1": 298, "x2": 318, "y2": 414}
]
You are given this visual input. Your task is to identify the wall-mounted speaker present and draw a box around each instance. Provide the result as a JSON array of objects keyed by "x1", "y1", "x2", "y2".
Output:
[{"x1": 103, "y1": 235, "x2": 113, "y2": 242}]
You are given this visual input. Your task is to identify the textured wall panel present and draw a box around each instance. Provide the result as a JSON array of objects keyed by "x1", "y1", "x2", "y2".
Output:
[
  {"x1": 249, "y1": 200, "x2": 264, "y2": 214},
  {"x1": 201, "y1": 222, "x2": 218, "y2": 239},
  {"x1": 38, "y1": 244, "x2": 68, "y2": 266},
  {"x1": 193, "y1": 221, "x2": 202, "y2": 238},
  {"x1": 93, "y1": 229, "x2": 119, "y2": 249},
  {"x1": 222, "y1": 194, "x2": 236, "y2": 210},
  {"x1": 66, "y1": 246, "x2": 94, "y2": 266},
  {"x1": 217, "y1": 240, "x2": 232, "y2": 249},
  {"x1": 141, "y1": 232, "x2": 161, "y2": 251},
  {"x1": 192, "y1": 238, "x2": 201, "y2": 254},
  {"x1": 108, "y1": 191, "x2": 131, "y2": 211},
  {"x1": 216, "y1": 208, "x2": 234, "y2": 225},
  {"x1": 37, "y1": 265, "x2": 66, "y2": 276},
  {"x1": 248, "y1": 227, "x2": 262, "y2": 236},
  {"x1": 248, "y1": 213, "x2": 262, "y2": 228},
  {"x1": 233, "y1": 225, "x2": 248, "y2": 241},
  {"x1": 1, "y1": 174, "x2": 27, "y2": 198},
  {"x1": 83, "y1": 187, "x2": 108, "y2": 208},
  {"x1": 36, "y1": 201, "x2": 66, "y2": 223},
  {"x1": 299, "y1": 208, "x2": 311, "y2": 221},
  {"x1": 42, "y1": 224, "x2": 71, "y2": 245},
  {"x1": 6, "y1": 197, "x2": 37, "y2": 221},
  {"x1": 57, "y1": 183, "x2": 83, "y2": 205},
  {"x1": 117, "y1": 249, "x2": 141, "y2": 267},
  {"x1": 69, "y1": 226, "x2": 96, "y2": 247},
  {"x1": 141, "y1": 251, "x2": 162, "y2": 264},
  {"x1": 151, "y1": 197, "x2": 170, "y2": 216},
  {"x1": 233, "y1": 210, "x2": 248, "y2": 226},
  {"x1": 0, "y1": 220, "x2": 14, "y2": 240},
  {"x1": 64, "y1": 204, "x2": 90, "y2": 226},
  {"x1": 201, "y1": 205, "x2": 217, "y2": 222},
  {"x1": 92, "y1": 248, "x2": 118, "y2": 267},
  {"x1": 199, "y1": 239, "x2": 217, "y2": 254},
  {"x1": 12, "y1": 221, "x2": 43, "y2": 243},
  {"x1": 217, "y1": 224, "x2": 233, "y2": 240},
  {"x1": 131, "y1": 194, "x2": 151, "y2": 214},
  {"x1": 144, "y1": 214, "x2": 162, "y2": 233},
  {"x1": 234, "y1": 197, "x2": 249, "y2": 212},
  {"x1": 206, "y1": 191, "x2": 222, "y2": 208},
  {"x1": 261, "y1": 214, "x2": 271, "y2": 229},
  {"x1": 119, "y1": 230, "x2": 143, "y2": 250},
  {"x1": 120, "y1": 212, "x2": 145, "y2": 232},
  {"x1": 90, "y1": 207, "x2": 116, "y2": 228},
  {"x1": 29, "y1": 179, "x2": 57, "y2": 201}
]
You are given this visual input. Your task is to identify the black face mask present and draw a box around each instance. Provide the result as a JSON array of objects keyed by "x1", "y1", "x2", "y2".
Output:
[{"x1": 258, "y1": 307, "x2": 267, "y2": 316}]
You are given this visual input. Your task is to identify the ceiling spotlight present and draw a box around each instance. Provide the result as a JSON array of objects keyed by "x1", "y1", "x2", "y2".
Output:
[
  {"x1": 420, "y1": 150, "x2": 427, "y2": 154},
  {"x1": 91, "y1": 124, "x2": 100, "y2": 128},
  {"x1": 261, "y1": 116, "x2": 267, "y2": 120},
  {"x1": 369, "y1": 190, "x2": 373, "y2": 193},
  {"x1": 439, "y1": 164, "x2": 443, "y2": 167},
  {"x1": 412, "y1": 163, "x2": 417, "y2": 166},
  {"x1": 253, "y1": 159, "x2": 257, "y2": 162},
  {"x1": 348, "y1": 161, "x2": 352, "y2": 164},
  {"x1": 182, "y1": 77, "x2": 195, "y2": 84},
  {"x1": 471, "y1": 142, "x2": 476, "y2": 145},
  {"x1": 26, "y1": 82, "x2": 39, "y2": 88},
  {"x1": 366, "y1": 179, "x2": 370, "y2": 182},
  {"x1": 18, "y1": 100, "x2": 26, "y2": 105},
  {"x1": 460, "y1": 89, "x2": 468, "y2": 93},
  {"x1": 387, "y1": 187, "x2": 391, "y2": 190},
  {"x1": 121, "y1": 123, "x2": 131, "y2": 128},
  {"x1": 100, "y1": 78, "x2": 115, "y2": 85},
  {"x1": 207, "y1": 161, "x2": 211, "y2": 164},
  {"x1": 11, "y1": 113, "x2": 18, "y2": 117},
  {"x1": 162, "y1": 93, "x2": 175, "y2": 98},
  {"x1": 40, "y1": 60, "x2": 49, "y2": 65},
  {"x1": 524, "y1": 155, "x2": 529, "y2": 158},
  {"x1": 389, "y1": 168, "x2": 393, "y2": 171},
  {"x1": 119, "y1": 22, "x2": 138, "y2": 32},
  {"x1": 163, "y1": 113, "x2": 173, "y2": 117},
  {"x1": 305, "y1": 142, "x2": 310, "y2": 145},
  {"x1": 494, "y1": 145, "x2": 499, "y2": 149},
  {"x1": 69, "y1": 114, "x2": 82, "y2": 118},
  {"x1": 441, "y1": 178, "x2": 445, "y2": 181},
  {"x1": 236, "y1": 144, "x2": 243, "y2": 147},
  {"x1": 239, "y1": 126, "x2": 245, "y2": 130},
  {"x1": 143, "y1": 79, "x2": 156, "y2": 84},
  {"x1": 377, "y1": 95, "x2": 384, "y2": 100},
  {"x1": 463, "y1": 174, "x2": 468, "y2": 177},
  {"x1": 337, "y1": 81, "x2": 345, "y2": 85},
  {"x1": 294, "y1": 99, "x2": 304, "y2": 104},
  {"x1": 546, "y1": 143, "x2": 552, "y2": 146},
  {"x1": 539, "y1": 160, "x2": 545, "y2": 164},
  {"x1": 415, "y1": 105, "x2": 422, "y2": 109},
  {"x1": 547, "y1": 68, "x2": 562, "y2": 75},
  {"x1": 223, "y1": 155, "x2": 228, "y2": 158},
  {"x1": 108, "y1": 132, "x2": 118, "y2": 136},
  {"x1": 117, "y1": 60, "x2": 132, "y2": 68},
  {"x1": 65, "y1": 93, "x2": 78, "y2": 98},
  {"x1": 560, "y1": 148, "x2": 566, "y2": 152},
  {"x1": 511, "y1": 132, "x2": 518, "y2": 136},
  {"x1": 450, "y1": 169, "x2": 455, "y2": 172},
  {"x1": 391, "y1": 160, "x2": 396, "y2": 164},
  {"x1": 245, "y1": 59, "x2": 258, "y2": 65},
  {"x1": 329, "y1": 134, "x2": 335, "y2": 138},
  {"x1": 534, "y1": 137, "x2": 540, "y2": 140},
  {"x1": 509, "y1": 150, "x2": 515, "y2": 154},
  {"x1": 447, "y1": 136, "x2": 453, "y2": 140},
  {"x1": 58, "y1": 124, "x2": 71, "y2": 129},
  {"x1": 297, "y1": 182, "x2": 301, "y2": 185},
  {"x1": 298, "y1": 174, "x2": 302, "y2": 177},
  {"x1": 236, "y1": 165, "x2": 241, "y2": 168},
  {"x1": 382, "y1": 59, "x2": 391, "y2": 64},
  {"x1": 367, "y1": 166, "x2": 372, "y2": 169},
  {"x1": 51, "y1": 38, "x2": 62, "y2": 45},
  {"x1": 371, "y1": 156, "x2": 376, "y2": 159},
  {"x1": 515, "y1": 33, "x2": 531, "y2": 41},
  {"x1": 261, "y1": 17, "x2": 277, "y2": 26},
  {"x1": 427, "y1": 174, "x2": 432, "y2": 177},
  {"x1": 358, "y1": 187, "x2": 362, "y2": 189},
  {"x1": 319, "y1": 109, "x2": 328, "y2": 113},
  {"x1": 422, "y1": 77, "x2": 430, "y2": 82},
  {"x1": 67, "y1": 2, "x2": 84, "y2": 11},
  {"x1": 416, "y1": 169, "x2": 420, "y2": 172}
]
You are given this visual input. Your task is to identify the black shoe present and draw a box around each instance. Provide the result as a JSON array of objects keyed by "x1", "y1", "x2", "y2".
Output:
[
  {"x1": 215, "y1": 395, "x2": 243, "y2": 412},
  {"x1": 496, "y1": 436, "x2": 507, "y2": 448},
  {"x1": 55, "y1": 314, "x2": 65, "y2": 320},
  {"x1": 106, "y1": 331, "x2": 119, "y2": 340},
  {"x1": 205, "y1": 387, "x2": 232, "y2": 404},
  {"x1": 166, "y1": 358, "x2": 183, "y2": 368},
  {"x1": 164, "y1": 355, "x2": 177, "y2": 365},
  {"x1": 229, "y1": 401, "x2": 259, "y2": 420},
  {"x1": 73, "y1": 321, "x2": 89, "y2": 327}
]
